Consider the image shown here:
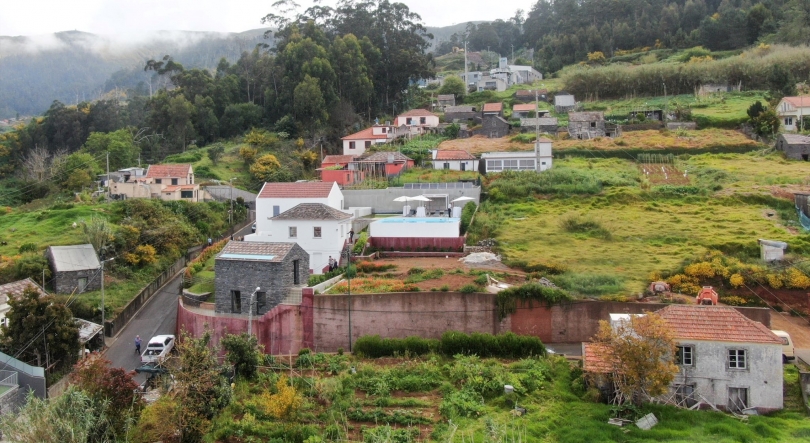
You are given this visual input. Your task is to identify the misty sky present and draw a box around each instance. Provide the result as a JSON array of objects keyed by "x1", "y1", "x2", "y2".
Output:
[{"x1": 0, "y1": 0, "x2": 535, "y2": 37}]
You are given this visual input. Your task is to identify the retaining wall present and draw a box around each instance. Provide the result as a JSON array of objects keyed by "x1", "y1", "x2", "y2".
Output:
[{"x1": 370, "y1": 237, "x2": 465, "y2": 251}]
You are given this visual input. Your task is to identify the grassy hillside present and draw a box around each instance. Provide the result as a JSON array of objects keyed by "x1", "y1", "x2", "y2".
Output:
[{"x1": 470, "y1": 154, "x2": 810, "y2": 297}]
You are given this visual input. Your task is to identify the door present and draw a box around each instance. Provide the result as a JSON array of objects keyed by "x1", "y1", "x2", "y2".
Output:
[
  {"x1": 77, "y1": 277, "x2": 88, "y2": 292},
  {"x1": 728, "y1": 387, "x2": 748, "y2": 413},
  {"x1": 293, "y1": 260, "x2": 300, "y2": 285},
  {"x1": 460, "y1": 162, "x2": 466, "y2": 171}
]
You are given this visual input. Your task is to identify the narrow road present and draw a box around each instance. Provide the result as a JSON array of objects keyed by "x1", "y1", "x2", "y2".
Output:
[{"x1": 103, "y1": 272, "x2": 182, "y2": 384}]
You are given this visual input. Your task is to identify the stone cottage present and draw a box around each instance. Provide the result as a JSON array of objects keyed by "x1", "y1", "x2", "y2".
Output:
[
  {"x1": 520, "y1": 117, "x2": 558, "y2": 134},
  {"x1": 568, "y1": 112, "x2": 608, "y2": 139},
  {"x1": 214, "y1": 241, "x2": 309, "y2": 316},
  {"x1": 776, "y1": 134, "x2": 810, "y2": 161},
  {"x1": 46, "y1": 244, "x2": 101, "y2": 294},
  {"x1": 475, "y1": 115, "x2": 511, "y2": 138},
  {"x1": 444, "y1": 105, "x2": 478, "y2": 122}
]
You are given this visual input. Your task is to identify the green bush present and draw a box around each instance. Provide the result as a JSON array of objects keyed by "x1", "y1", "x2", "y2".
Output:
[
  {"x1": 194, "y1": 165, "x2": 220, "y2": 180},
  {"x1": 404, "y1": 268, "x2": 443, "y2": 283},
  {"x1": 439, "y1": 388, "x2": 485, "y2": 418},
  {"x1": 459, "y1": 284, "x2": 479, "y2": 293},
  {"x1": 558, "y1": 214, "x2": 612, "y2": 239},
  {"x1": 18, "y1": 242, "x2": 37, "y2": 253},
  {"x1": 354, "y1": 331, "x2": 546, "y2": 359},
  {"x1": 460, "y1": 202, "x2": 477, "y2": 234},
  {"x1": 353, "y1": 231, "x2": 369, "y2": 254},
  {"x1": 551, "y1": 273, "x2": 624, "y2": 296},
  {"x1": 495, "y1": 283, "x2": 572, "y2": 320}
]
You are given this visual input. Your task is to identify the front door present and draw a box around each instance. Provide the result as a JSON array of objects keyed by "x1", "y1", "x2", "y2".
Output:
[
  {"x1": 460, "y1": 162, "x2": 466, "y2": 171},
  {"x1": 728, "y1": 387, "x2": 748, "y2": 412},
  {"x1": 78, "y1": 277, "x2": 88, "y2": 293},
  {"x1": 293, "y1": 260, "x2": 300, "y2": 285}
]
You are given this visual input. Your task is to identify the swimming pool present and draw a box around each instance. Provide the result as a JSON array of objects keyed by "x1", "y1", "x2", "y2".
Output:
[
  {"x1": 377, "y1": 217, "x2": 460, "y2": 224},
  {"x1": 370, "y1": 217, "x2": 461, "y2": 238}
]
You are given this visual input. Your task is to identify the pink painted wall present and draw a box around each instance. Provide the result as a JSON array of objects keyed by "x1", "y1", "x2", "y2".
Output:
[
  {"x1": 177, "y1": 299, "x2": 309, "y2": 354},
  {"x1": 313, "y1": 292, "x2": 503, "y2": 352},
  {"x1": 370, "y1": 237, "x2": 465, "y2": 251}
]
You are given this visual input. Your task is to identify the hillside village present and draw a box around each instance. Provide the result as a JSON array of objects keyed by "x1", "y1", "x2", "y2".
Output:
[{"x1": 2, "y1": 1, "x2": 810, "y2": 442}]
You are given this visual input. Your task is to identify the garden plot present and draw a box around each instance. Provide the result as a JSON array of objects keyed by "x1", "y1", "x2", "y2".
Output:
[{"x1": 639, "y1": 164, "x2": 690, "y2": 185}]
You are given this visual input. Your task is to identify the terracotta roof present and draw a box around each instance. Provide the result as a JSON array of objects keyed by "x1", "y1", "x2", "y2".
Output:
[
  {"x1": 0, "y1": 278, "x2": 47, "y2": 304},
  {"x1": 569, "y1": 112, "x2": 604, "y2": 122},
  {"x1": 162, "y1": 186, "x2": 180, "y2": 192},
  {"x1": 258, "y1": 182, "x2": 335, "y2": 199},
  {"x1": 273, "y1": 203, "x2": 352, "y2": 221},
  {"x1": 482, "y1": 102, "x2": 503, "y2": 112},
  {"x1": 398, "y1": 108, "x2": 437, "y2": 117},
  {"x1": 146, "y1": 164, "x2": 192, "y2": 178},
  {"x1": 512, "y1": 103, "x2": 537, "y2": 112},
  {"x1": 436, "y1": 150, "x2": 476, "y2": 160},
  {"x1": 218, "y1": 241, "x2": 297, "y2": 262},
  {"x1": 780, "y1": 134, "x2": 810, "y2": 145},
  {"x1": 782, "y1": 96, "x2": 810, "y2": 107},
  {"x1": 341, "y1": 127, "x2": 389, "y2": 141},
  {"x1": 582, "y1": 343, "x2": 616, "y2": 374},
  {"x1": 360, "y1": 151, "x2": 413, "y2": 162},
  {"x1": 656, "y1": 305, "x2": 782, "y2": 344},
  {"x1": 322, "y1": 155, "x2": 356, "y2": 164}
]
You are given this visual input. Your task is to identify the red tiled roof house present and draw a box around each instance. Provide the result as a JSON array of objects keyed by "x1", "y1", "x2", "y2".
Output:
[
  {"x1": 318, "y1": 155, "x2": 364, "y2": 186},
  {"x1": 394, "y1": 109, "x2": 440, "y2": 131},
  {"x1": 431, "y1": 150, "x2": 478, "y2": 171},
  {"x1": 776, "y1": 95, "x2": 810, "y2": 131},
  {"x1": 583, "y1": 305, "x2": 784, "y2": 413}
]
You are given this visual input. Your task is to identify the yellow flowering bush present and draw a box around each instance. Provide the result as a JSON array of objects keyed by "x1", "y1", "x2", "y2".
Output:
[
  {"x1": 260, "y1": 375, "x2": 302, "y2": 419},
  {"x1": 684, "y1": 262, "x2": 714, "y2": 279},
  {"x1": 786, "y1": 268, "x2": 810, "y2": 289},
  {"x1": 766, "y1": 273, "x2": 784, "y2": 289},
  {"x1": 729, "y1": 274, "x2": 745, "y2": 288}
]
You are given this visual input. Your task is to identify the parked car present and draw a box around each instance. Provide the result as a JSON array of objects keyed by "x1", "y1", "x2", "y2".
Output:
[
  {"x1": 772, "y1": 330, "x2": 794, "y2": 362},
  {"x1": 141, "y1": 334, "x2": 176, "y2": 364}
]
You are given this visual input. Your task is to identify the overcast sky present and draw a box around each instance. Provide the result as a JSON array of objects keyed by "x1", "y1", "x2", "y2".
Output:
[{"x1": 0, "y1": 0, "x2": 535, "y2": 37}]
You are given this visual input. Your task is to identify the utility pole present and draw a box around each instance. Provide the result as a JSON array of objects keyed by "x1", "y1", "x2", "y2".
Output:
[
  {"x1": 511, "y1": 44, "x2": 514, "y2": 64},
  {"x1": 248, "y1": 287, "x2": 260, "y2": 336},
  {"x1": 663, "y1": 82, "x2": 668, "y2": 124},
  {"x1": 229, "y1": 177, "x2": 236, "y2": 226},
  {"x1": 106, "y1": 152, "x2": 110, "y2": 198},
  {"x1": 346, "y1": 248, "x2": 353, "y2": 352},
  {"x1": 464, "y1": 40, "x2": 468, "y2": 96},
  {"x1": 100, "y1": 257, "x2": 114, "y2": 348}
]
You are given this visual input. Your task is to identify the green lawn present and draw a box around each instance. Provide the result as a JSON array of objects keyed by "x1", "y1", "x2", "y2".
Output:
[
  {"x1": 475, "y1": 154, "x2": 809, "y2": 297},
  {"x1": 187, "y1": 254, "x2": 216, "y2": 295}
]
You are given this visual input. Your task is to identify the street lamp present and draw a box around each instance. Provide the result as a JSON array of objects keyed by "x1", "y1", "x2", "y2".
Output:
[
  {"x1": 248, "y1": 286, "x2": 261, "y2": 336},
  {"x1": 229, "y1": 177, "x2": 237, "y2": 226},
  {"x1": 345, "y1": 248, "x2": 353, "y2": 352},
  {"x1": 99, "y1": 257, "x2": 114, "y2": 348}
]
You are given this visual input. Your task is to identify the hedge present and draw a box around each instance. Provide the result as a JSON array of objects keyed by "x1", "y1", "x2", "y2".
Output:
[
  {"x1": 353, "y1": 331, "x2": 546, "y2": 359},
  {"x1": 495, "y1": 283, "x2": 573, "y2": 320}
]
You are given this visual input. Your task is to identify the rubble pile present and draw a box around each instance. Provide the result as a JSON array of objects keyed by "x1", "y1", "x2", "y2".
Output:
[{"x1": 460, "y1": 252, "x2": 502, "y2": 266}]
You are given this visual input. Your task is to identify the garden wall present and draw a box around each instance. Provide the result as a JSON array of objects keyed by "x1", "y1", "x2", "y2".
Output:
[{"x1": 312, "y1": 292, "x2": 504, "y2": 352}]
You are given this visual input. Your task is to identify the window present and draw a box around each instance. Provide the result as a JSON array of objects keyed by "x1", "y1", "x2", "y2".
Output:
[
  {"x1": 785, "y1": 117, "x2": 793, "y2": 126},
  {"x1": 365, "y1": 140, "x2": 372, "y2": 148},
  {"x1": 728, "y1": 349, "x2": 746, "y2": 369},
  {"x1": 273, "y1": 205, "x2": 280, "y2": 217},
  {"x1": 314, "y1": 227, "x2": 322, "y2": 238},
  {"x1": 155, "y1": 179, "x2": 162, "y2": 184},
  {"x1": 0, "y1": 317, "x2": 7, "y2": 327},
  {"x1": 349, "y1": 141, "x2": 356, "y2": 149},
  {"x1": 293, "y1": 260, "x2": 301, "y2": 285},
  {"x1": 231, "y1": 290, "x2": 242, "y2": 314},
  {"x1": 420, "y1": 117, "x2": 426, "y2": 124},
  {"x1": 590, "y1": 122, "x2": 596, "y2": 128},
  {"x1": 289, "y1": 226, "x2": 297, "y2": 238},
  {"x1": 443, "y1": 162, "x2": 450, "y2": 170},
  {"x1": 171, "y1": 178, "x2": 178, "y2": 185},
  {"x1": 519, "y1": 159, "x2": 536, "y2": 169},
  {"x1": 676, "y1": 346, "x2": 694, "y2": 366},
  {"x1": 256, "y1": 291, "x2": 266, "y2": 313},
  {"x1": 406, "y1": 118, "x2": 413, "y2": 125},
  {"x1": 180, "y1": 190, "x2": 193, "y2": 199}
]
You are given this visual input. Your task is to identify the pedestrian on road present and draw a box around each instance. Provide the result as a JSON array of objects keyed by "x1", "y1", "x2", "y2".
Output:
[
  {"x1": 135, "y1": 335, "x2": 141, "y2": 355},
  {"x1": 207, "y1": 237, "x2": 212, "y2": 247}
]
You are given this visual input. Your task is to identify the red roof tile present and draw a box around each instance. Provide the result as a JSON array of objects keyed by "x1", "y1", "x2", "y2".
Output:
[
  {"x1": 258, "y1": 182, "x2": 335, "y2": 199},
  {"x1": 483, "y1": 102, "x2": 503, "y2": 112},
  {"x1": 512, "y1": 103, "x2": 537, "y2": 112},
  {"x1": 656, "y1": 305, "x2": 782, "y2": 344},
  {"x1": 322, "y1": 155, "x2": 356, "y2": 164},
  {"x1": 146, "y1": 164, "x2": 192, "y2": 178},
  {"x1": 341, "y1": 127, "x2": 389, "y2": 141},
  {"x1": 582, "y1": 343, "x2": 616, "y2": 374},
  {"x1": 782, "y1": 96, "x2": 810, "y2": 107},
  {"x1": 398, "y1": 108, "x2": 437, "y2": 117},
  {"x1": 435, "y1": 150, "x2": 476, "y2": 160}
]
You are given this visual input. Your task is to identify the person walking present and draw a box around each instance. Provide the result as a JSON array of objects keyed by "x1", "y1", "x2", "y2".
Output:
[
  {"x1": 135, "y1": 335, "x2": 142, "y2": 355},
  {"x1": 207, "y1": 237, "x2": 213, "y2": 247},
  {"x1": 348, "y1": 229, "x2": 355, "y2": 244}
]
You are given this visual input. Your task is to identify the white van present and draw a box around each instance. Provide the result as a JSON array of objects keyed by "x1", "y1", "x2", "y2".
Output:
[{"x1": 772, "y1": 330, "x2": 794, "y2": 363}]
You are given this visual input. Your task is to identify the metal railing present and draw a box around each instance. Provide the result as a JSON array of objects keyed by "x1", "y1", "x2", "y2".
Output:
[{"x1": 0, "y1": 370, "x2": 18, "y2": 402}]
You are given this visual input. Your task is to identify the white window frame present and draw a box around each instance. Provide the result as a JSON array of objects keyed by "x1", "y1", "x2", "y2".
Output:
[
  {"x1": 676, "y1": 345, "x2": 694, "y2": 366},
  {"x1": 728, "y1": 349, "x2": 747, "y2": 369}
]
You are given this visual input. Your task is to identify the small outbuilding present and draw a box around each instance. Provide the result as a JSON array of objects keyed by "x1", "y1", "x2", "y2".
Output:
[
  {"x1": 776, "y1": 134, "x2": 810, "y2": 161},
  {"x1": 214, "y1": 241, "x2": 309, "y2": 315},
  {"x1": 569, "y1": 112, "x2": 608, "y2": 139},
  {"x1": 475, "y1": 115, "x2": 511, "y2": 138},
  {"x1": 554, "y1": 93, "x2": 576, "y2": 113},
  {"x1": 444, "y1": 105, "x2": 478, "y2": 122},
  {"x1": 46, "y1": 244, "x2": 101, "y2": 294},
  {"x1": 758, "y1": 239, "x2": 788, "y2": 262}
]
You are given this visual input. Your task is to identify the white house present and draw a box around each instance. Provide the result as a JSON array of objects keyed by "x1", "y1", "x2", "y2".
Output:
[
  {"x1": 394, "y1": 109, "x2": 440, "y2": 131},
  {"x1": 776, "y1": 95, "x2": 810, "y2": 131},
  {"x1": 476, "y1": 76, "x2": 508, "y2": 92},
  {"x1": 110, "y1": 163, "x2": 204, "y2": 202},
  {"x1": 507, "y1": 65, "x2": 543, "y2": 84},
  {"x1": 658, "y1": 305, "x2": 784, "y2": 413},
  {"x1": 584, "y1": 305, "x2": 784, "y2": 413},
  {"x1": 0, "y1": 278, "x2": 47, "y2": 327},
  {"x1": 341, "y1": 125, "x2": 394, "y2": 156},
  {"x1": 252, "y1": 181, "x2": 344, "y2": 234},
  {"x1": 481, "y1": 137, "x2": 553, "y2": 173},
  {"x1": 431, "y1": 150, "x2": 479, "y2": 171},
  {"x1": 247, "y1": 203, "x2": 352, "y2": 274}
]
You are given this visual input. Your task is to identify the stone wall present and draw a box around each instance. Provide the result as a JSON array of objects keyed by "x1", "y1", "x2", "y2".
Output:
[
  {"x1": 215, "y1": 244, "x2": 309, "y2": 315},
  {"x1": 312, "y1": 292, "x2": 503, "y2": 352},
  {"x1": 52, "y1": 269, "x2": 101, "y2": 294}
]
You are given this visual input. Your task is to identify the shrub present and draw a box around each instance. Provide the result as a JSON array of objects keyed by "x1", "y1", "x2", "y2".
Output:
[
  {"x1": 551, "y1": 273, "x2": 624, "y2": 296},
  {"x1": 558, "y1": 214, "x2": 612, "y2": 239},
  {"x1": 439, "y1": 388, "x2": 485, "y2": 418},
  {"x1": 719, "y1": 295, "x2": 748, "y2": 306},
  {"x1": 18, "y1": 243, "x2": 37, "y2": 253},
  {"x1": 353, "y1": 231, "x2": 369, "y2": 254},
  {"x1": 474, "y1": 274, "x2": 489, "y2": 285},
  {"x1": 495, "y1": 283, "x2": 572, "y2": 320},
  {"x1": 404, "y1": 268, "x2": 443, "y2": 283},
  {"x1": 355, "y1": 261, "x2": 396, "y2": 273},
  {"x1": 460, "y1": 202, "x2": 477, "y2": 234},
  {"x1": 459, "y1": 284, "x2": 479, "y2": 293},
  {"x1": 354, "y1": 331, "x2": 545, "y2": 359}
]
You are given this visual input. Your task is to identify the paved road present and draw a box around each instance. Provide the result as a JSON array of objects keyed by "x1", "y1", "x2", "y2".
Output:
[
  {"x1": 103, "y1": 272, "x2": 182, "y2": 384},
  {"x1": 796, "y1": 349, "x2": 810, "y2": 366}
]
